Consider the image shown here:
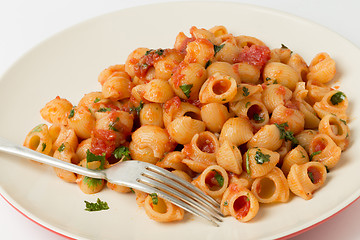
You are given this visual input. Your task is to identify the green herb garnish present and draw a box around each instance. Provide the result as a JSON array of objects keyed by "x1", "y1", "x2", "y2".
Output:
[
  {"x1": 155, "y1": 49, "x2": 164, "y2": 56},
  {"x1": 307, "y1": 171, "x2": 315, "y2": 183},
  {"x1": 205, "y1": 60, "x2": 212, "y2": 69},
  {"x1": 340, "y1": 119, "x2": 347, "y2": 125},
  {"x1": 32, "y1": 124, "x2": 44, "y2": 133},
  {"x1": 275, "y1": 122, "x2": 299, "y2": 145},
  {"x1": 68, "y1": 107, "x2": 75, "y2": 119},
  {"x1": 179, "y1": 84, "x2": 193, "y2": 99},
  {"x1": 253, "y1": 113, "x2": 264, "y2": 123},
  {"x1": 86, "y1": 150, "x2": 106, "y2": 170},
  {"x1": 214, "y1": 44, "x2": 225, "y2": 56},
  {"x1": 94, "y1": 97, "x2": 101, "y2": 103},
  {"x1": 255, "y1": 149, "x2": 271, "y2": 164},
  {"x1": 245, "y1": 102, "x2": 251, "y2": 108},
  {"x1": 58, "y1": 143, "x2": 66, "y2": 152},
  {"x1": 212, "y1": 170, "x2": 224, "y2": 187},
  {"x1": 223, "y1": 201, "x2": 228, "y2": 206},
  {"x1": 310, "y1": 151, "x2": 321, "y2": 161},
  {"x1": 108, "y1": 117, "x2": 120, "y2": 132},
  {"x1": 150, "y1": 193, "x2": 159, "y2": 205},
  {"x1": 113, "y1": 146, "x2": 131, "y2": 161},
  {"x1": 83, "y1": 176, "x2": 103, "y2": 190},
  {"x1": 98, "y1": 107, "x2": 112, "y2": 112},
  {"x1": 84, "y1": 198, "x2": 109, "y2": 212},
  {"x1": 41, "y1": 143, "x2": 46, "y2": 152},
  {"x1": 246, "y1": 149, "x2": 251, "y2": 174},
  {"x1": 242, "y1": 86, "x2": 250, "y2": 97},
  {"x1": 330, "y1": 91, "x2": 346, "y2": 105},
  {"x1": 130, "y1": 101, "x2": 144, "y2": 115}
]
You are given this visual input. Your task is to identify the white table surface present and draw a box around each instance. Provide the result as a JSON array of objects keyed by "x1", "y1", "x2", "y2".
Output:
[{"x1": 1, "y1": 0, "x2": 360, "y2": 239}]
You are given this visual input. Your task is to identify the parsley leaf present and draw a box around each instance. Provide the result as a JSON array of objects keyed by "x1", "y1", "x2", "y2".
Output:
[
  {"x1": 113, "y1": 146, "x2": 131, "y2": 161},
  {"x1": 58, "y1": 143, "x2": 66, "y2": 152},
  {"x1": 253, "y1": 113, "x2": 264, "y2": 123},
  {"x1": 68, "y1": 107, "x2": 76, "y2": 119},
  {"x1": 275, "y1": 122, "x2": 299, "y2": 145},
  {"x1": 245, "y1": 149, "x2": 251, "y2": 174},
  {"x1": 84, "y1": 198, "x2": 109, "y2": 212},
  {"x1": 32, "y1": 124, "x2": 44, "y2": 133},
  {"x1": 307, "y1": 171, "x2": 315, "y2": 183},
  {"x1": 242, "y1": 87, "x2": 250, "y2": 97},
  {"x1": 223, "y1": 201, "x2": 228, "y2": 206},
  {"x1": 205, "y1": 60, "x2": 212, "y2": 69},
  {"x1": 155, "y1": 49, "x2": 164, "y2": 56},
  {"x1": 86, "y1": 150, "x2": 106, "y2": 170},
  {"x1": 149, "y1": 193, "x2": 158, "y2": 205},
  {"x1": 108, "y1": 117, "x2": 120, "y2": 132},
  {"x1": 255, "y1": 149, "x2": 271, "y2": 164},
  {"x1": 212, "y1": 170, "x2": 224, "y2": 187},
  {"x1": 310, "y1": 151, "x2": 321, "y2": 161},
  {"x1": 214, "y1": 44, "x2": 225, "y2": 56},
  {"x1": 179, "y1": 84, "x2": 193, "y2": 99},
  {"x1": 129, "y1": 101, "x2": 144, "y2": 115},
  {"x1": 245, "y1": 101, "x2": 251, "y2": 108},
  {"x1": 83, "y1": 176, "x2": 103, "y2": 190},
  {"x1": 330, "y1": 91, "x2": 346, "y2": 105},
  {"x1": 94, "y1": 97, "x2": 101, "y2": 103},
  {"x1": 98, "y1": 107, "x2": 112, "y2": 112},
  {"x1": 41, "y1": 143, "x2": 46, "y2": 152}
]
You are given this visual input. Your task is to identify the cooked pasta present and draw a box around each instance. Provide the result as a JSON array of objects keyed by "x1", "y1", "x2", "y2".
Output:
[{"x1": 23, "y1": 25, "x2": 351, "y2": 224}]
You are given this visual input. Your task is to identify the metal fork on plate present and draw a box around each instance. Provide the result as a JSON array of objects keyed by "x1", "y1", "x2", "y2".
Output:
[{"x1": 0, "y1": 137, "x2": 223, "y2": 226}]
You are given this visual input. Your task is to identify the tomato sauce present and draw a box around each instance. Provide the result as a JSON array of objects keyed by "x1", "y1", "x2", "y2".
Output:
[
  {"x1": 313, "y1": 138, "x2": 326, "y2": 152},
  {"x1": 90, "y1": 129, "x2": 120, "y2": 158},
  {"x1": 163, "y1": 96, "x2": 181, "y2": 114},
  {"x1": 233, "y1": 195, "x2": 250, "y2": 219},
  {"x1": 234, "y1": 45, "x2": 271, "y2": 68},
  {"x1": 197, "y1": 137, "x2": 215, "y2": 153},
  {"x1": 307, "y1": 166, "x2": 322, "y2": 184}
]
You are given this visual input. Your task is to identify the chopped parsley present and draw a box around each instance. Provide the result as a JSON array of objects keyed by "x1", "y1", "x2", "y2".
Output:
[
  {"x1": 108, "y1": 117, "x2": 120, "y2": 132},
  {"x1": 245, "y1": 101, "x2": 251, "y2": 108},
  {"x1": 150, "y1": 193, "x2": 159, "y2": 205},
  {"x1": 179, "y1": 84, "x2": 193, "y2": 99},
  {"x1": 223, "y1": 201, "x2": 228, "y2": 206},
  {"x1": 84, "y1": 198, "x2": 109, "y2": 212},
  {"x1": 245, "y1": 149, "x2": 251, "y2": 174},
  {"x1": 205, "y1": 60, "x2": 212, "y2": 69},
  {"x1": 242, "y1": 86, "x2": 250, "y2": 97},
  {"x1": 275, "y1": 122, "x2": 299, "y2": 145},
  {"x1": 307, "y1": 171, "x2": 315, "y2": 183},
  {"x1": 32, "y1": 124, "x2": 44, "y2": 132},
  {"x1": 113, "y1": 146, "x2": 131, "y2": 161},
  {"x1": 310, "y1": 151, "x2": 321, "y2": 161},
  {"x1": 58, "y1": 143, "x2": 66, "y2": 152},
  {"x1": 255, "y1": 149, "x2": 271, "y2": 164},
  {"x1": 130, "y1": 188, "x2": 135, "y2": 193},
  {"x1": 155, "y1": 49, "x2": 164, "y2": 56},
  {"x1": 83, "y1": 176, "x2": 103, "y2": 190},
  {"x1": 98, "y1": 107, "x2": 112, "y2": 112},
  {"x1": 330, "y1": 91, "x2": 346, "y2": 105},
  {"x1": 253, "y1": 113, "x2": 264, "y2": 123},
  {"x1": 213, "y1": 44, "x2": 225, "y2": 56},
  {"x1": 68, "y1": 107, "x2": 76, "y2": 119},
  {"x1": 212, "y1": 170, "x2": 224, "y2": 187},
  {"x1": 340, "y1": 119, "x2": 347, "y2": 125},
  {"x1": 86, "y1": 150, "x2": 106, "y2": 170},
  {"x1": 94, "y1": 97, "x2": 101, "y2": 103},
  {"x1": 129, "y1": 101, "x2": 144, "y2": 115},
  {"x1": 41, "y1": 143, "x2": 46, "y2": 152}
]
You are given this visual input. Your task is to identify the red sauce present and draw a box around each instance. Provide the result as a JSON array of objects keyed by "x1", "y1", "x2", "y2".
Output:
[
  {"x1": 163, "y1": 96, "x2": 181, "y2": 114},
  {"x1": 90, "y1": 129, "x2": 121, "y2": 158},
  {"x1": 307, "y1": 166, "x2": 322, "y2": 184},
  {"x1": 182, "y1": 144, "x2": 193, "y2": 157},
  {"x1": 197, "y1": 137, "x2": 215, "y2": 153},
  {"x1": 233, "y1": 195, "x2": 250, "y2": 219},
  {"x1": 185, "y1": 99, "x2": 203, "y2": 108},
  {"x1": 284, "y1": 100, "x2": 300, "y2": 110},
  {"x1": 212, "y1": 80, "x2": 230, "y2": 95},
  {"x1": 178, "y1": 36, "x2": 195, "y2": 55},
  {"x1": 205, "y1": 171, "x2": 219, "y2": 189},
  {"x1": 276, "y1": 85, "x2": 286, "y2": 96},
  {"x1": 134, "y1": 49, "x2": 172, "y2": 78},
  {"x1": 171, "y1": 62, "x2": 187, "y2": 88},
  {"x1": 313, "y1": 138, "x2": 326, "y2": 152},
  {"x1": 234, "y1": 45, "x2": 271, "y2": 68},
  {"x1": 229, "y1": 183, "x2": 241, "y2": 193}
]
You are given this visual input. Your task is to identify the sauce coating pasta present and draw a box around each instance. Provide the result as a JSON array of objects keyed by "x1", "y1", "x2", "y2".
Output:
[{"x1": 24, "y1": 26, "x2": 350, "y2": 223}]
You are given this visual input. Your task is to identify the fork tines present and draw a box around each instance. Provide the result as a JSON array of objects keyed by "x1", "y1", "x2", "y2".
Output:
[{"x1": 136, "y1": 163, "x2": 223, "y2": 226}]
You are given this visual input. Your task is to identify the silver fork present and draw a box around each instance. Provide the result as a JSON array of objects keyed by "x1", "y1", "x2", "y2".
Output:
[{"x1": 0, "y1": 137, "x2": 223, "y2": 226}]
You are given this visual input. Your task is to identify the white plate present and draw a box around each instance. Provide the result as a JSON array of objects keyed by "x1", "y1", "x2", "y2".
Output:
[{"x1": 0, "y1": 2, "x2": 359, "y2": 240}]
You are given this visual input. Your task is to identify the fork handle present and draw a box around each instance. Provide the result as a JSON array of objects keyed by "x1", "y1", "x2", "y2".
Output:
[{"x1": 0, "y1": 136, "x2": 106, "y2": 179}]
